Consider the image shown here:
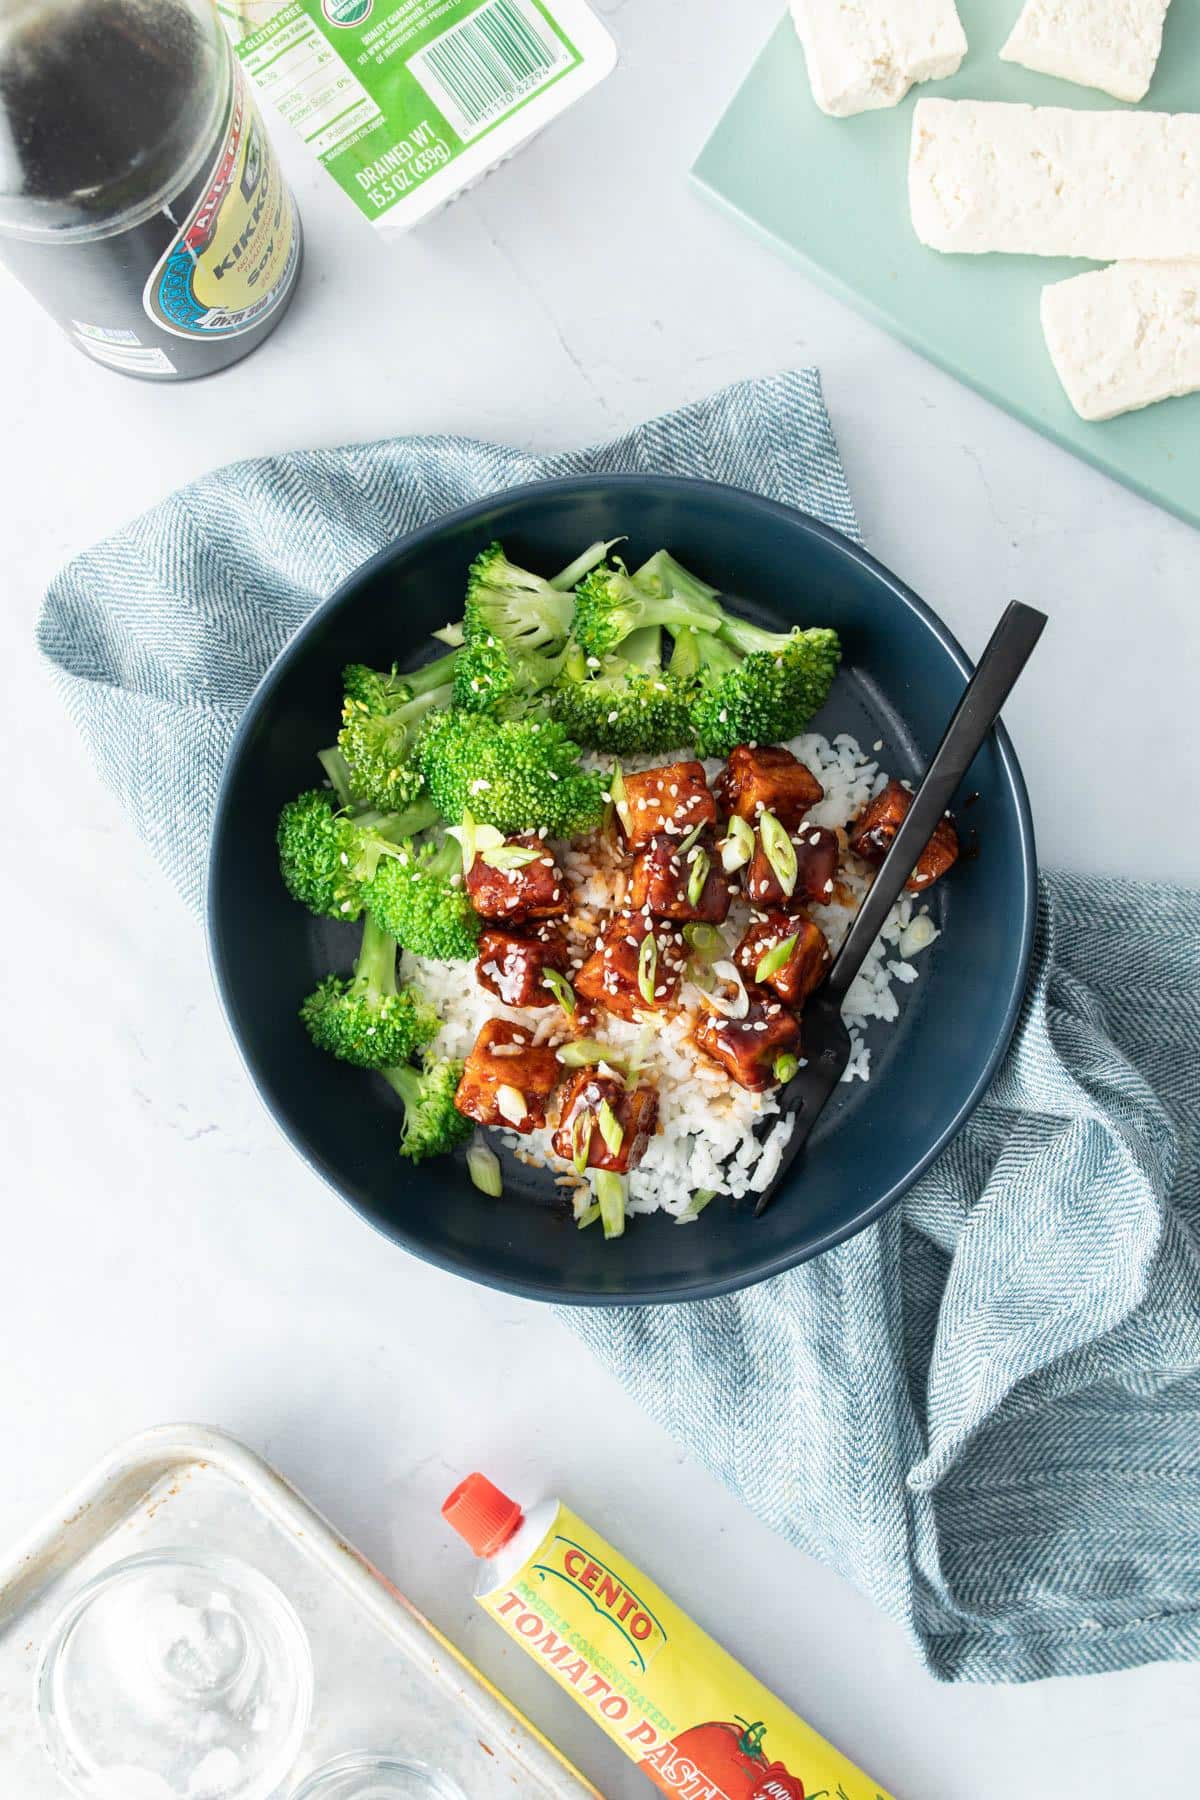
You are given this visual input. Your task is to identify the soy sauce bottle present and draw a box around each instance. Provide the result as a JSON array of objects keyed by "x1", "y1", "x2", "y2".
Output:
[{"x1": 0, "y1": 0, "x2": 302, "y2": 379}]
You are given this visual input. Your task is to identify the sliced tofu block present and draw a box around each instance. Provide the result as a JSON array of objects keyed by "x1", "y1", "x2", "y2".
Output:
[
  {"x1": 619, "y1": 761, "x2": 716, "y2": 851},
  {"x1": 790, "y1": 0, "x2": 966, "y2": 117},
  {"x1": 1042, "y1": 261, "x2": 1200, "y2": 422},
  {"x1": 694, "y1": 993, "x2": 802, "y2": 1092},
  {"x1": 1000, "y1": 0, "x2": 1171, "y2": 104},
  {"x1": 574, "y1": 912, "x2": 687, "y2": 1021},
  {"x1": 849, "y1": 779, "x2": 958, "y2": 892},
  {"x1": 464, "y1": 835, "x2": 568, "y2": 923},
  {"x1": 454, "y1": 1018, "x2": 561, "y2": 1133},
  {"x1": 476, "y1": 925, "x2": 569, "y2": 1009},
  {"x1": 909, "y1": 100, "x2": 1200, "y2": 260},
  {"x1": 628, "y1": 834, "x2": 732, "y2": 924},
  {"x1": 714, "y1": 743, "x2": 823, "y2": 828},
  {"x1": 551, "y1": 1070, "x2": 660, "y2": 1174},
  {"x1": 734, "y1": 912, "x2": 831, "y2": 1011}
]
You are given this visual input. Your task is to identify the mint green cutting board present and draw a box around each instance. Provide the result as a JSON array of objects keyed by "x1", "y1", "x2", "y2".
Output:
[{"x1": 693, "y1": 7, "x2": 1200, "y2": 529}]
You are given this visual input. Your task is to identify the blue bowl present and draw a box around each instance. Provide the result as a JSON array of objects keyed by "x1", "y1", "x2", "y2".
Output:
[{"x1": 207, "y1": 475, "x2": 1036, "y2": 1304}]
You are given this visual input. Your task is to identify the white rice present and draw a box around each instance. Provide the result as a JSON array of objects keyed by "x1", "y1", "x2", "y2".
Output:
[{"x1": 401, "y1": 730, "x2": 937, "y2": 1218}]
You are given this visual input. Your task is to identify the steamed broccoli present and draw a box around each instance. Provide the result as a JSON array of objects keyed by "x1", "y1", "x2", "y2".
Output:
[
  {"x1": 452, "y1": 541, "x2": 576, "y2": 713},
  {"x1": 364, "y1": 834, "x2": 481, "y2": 961},
  {"x1": 342, "y1": 648, "x2": 459, "y2": 716},
  {"x1": 277, "y1": 790, "x2": 439, "y2": 920},
  {"x1": 547, "y1": 627, "x2": 694, "y2": 755},
  {"x1": 337, "y1": 686, "x2": 450, "y2": 814},
  {"x1": 686, "y1": 627, "x2": 842, "y2": 757},
  {"x1": 300, "y1": 915, "x2": 439, "y2": 1069},
  {"x1": 570, "y1": 561, "x2": 724, "y2": 660},
  {"x1": 380, "y1": 1053, "x2": 472, "y2": 1162},
  {"x1": 416, "y1": 709, "x2": 604, "y2": 836}
]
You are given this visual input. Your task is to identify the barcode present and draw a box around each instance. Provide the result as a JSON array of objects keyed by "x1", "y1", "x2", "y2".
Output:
[{"x1": 407, "y1": 0, "x2": 573, "y2": 143}]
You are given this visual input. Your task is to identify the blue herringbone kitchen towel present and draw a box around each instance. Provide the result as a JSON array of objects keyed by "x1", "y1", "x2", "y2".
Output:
[{"x1": 38, "y1": 373, "x2": 1200, "y2": 1684}]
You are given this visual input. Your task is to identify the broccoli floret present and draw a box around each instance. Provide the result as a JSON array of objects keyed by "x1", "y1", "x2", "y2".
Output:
[
  {"x1": 416, "y1": 709, "x2": 604, "y2": 836},
  {"x1": 687, "y1": 628, "x2": 841, "y2": 757},
  {"x1": 571, "y1": 562, "x2": 725, "y2": 660},
  {"x1": 337, "y1": 686, "x2": 450, "y2": 812},
  {"x1": 380, "y1": 1054, "x2": 472, "y2": 1162},
  {"x1": 452, "y1": 542, "x2": 576, "y2": 713},
  {"x1": 277, "y1": 791, "x2": 439, "y2": 920},
  {"x1": 547, "y1": 627, "x2": 693, "y2": 755},
  {"x1": 300, "y1": 915, "x2": 439, "y2": 1069},
  {"x1": 364, "y1": 835, "x2": 481, "y2": 961},
  {"x1": 342, "y1": 648, "x2": 459, "y2": 715}
]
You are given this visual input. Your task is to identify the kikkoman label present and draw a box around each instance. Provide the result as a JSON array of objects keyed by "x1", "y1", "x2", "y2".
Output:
[
  {"x1": 144, "y1": 66, "x2": 300, "y2": 339},
  {"x1": 478, "y1": 1503, "x2": 893, "y2": 1800}
]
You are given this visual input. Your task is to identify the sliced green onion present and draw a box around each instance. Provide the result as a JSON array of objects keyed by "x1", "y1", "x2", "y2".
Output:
[
  {"x1": 624, "y1": 1022, "x2": 656, "y2": 1081},
  {"x1": 637, "y1": 933, "x2": 659, "y2": 1006},
  {"x1": 496, "y1": 1085, "x2": 527, "y2": 1126},
  {"x1": 703, "y1": 961, "x2": 750, "y2": 1020},
  {"x1": 684, "y1": 922, "x2": 724, "y2": 961},
  {"x1": 446, "y1": 810, "x2": 505, "y2": 873},
  {"x1": 755, "y1": 931, "x2": 800, "y2": 984},
  {"x1": 759, "y1": 810, "x2": 797, "y2": 898},
  {"x1": 571, "y1": 1108, "x2": 594, "y2": 1174},
  {"x1": 575, "y1": 1202, "x2": 601, "y2": 1230},
  {"x1": 676, "y1": 1186, "x2": 717, "y2": 1224},
  {"x1": 610, "y1": 761, "x2": 632, "y2": 835},
  {"x1": 678, "y1": 819, "x2": 707, "y2": 856},
  {"x1": 686, "y1": 848, "x2": 712, "y2": 910},
  {"x1": 719, "y1": 815, "x2": 754, "y2": 873},
  {"x1": 432, "y1": 621, "x2": 465, "y2": 646},
  {"x1": 557, "y1": 1038, "x2": 623, "y2": 1069},
  {"x1": 773, "y1": 1052, "x2": 800, "y2": 1084},
  {"x1": 481, "y1": 843, "x2": 542, "y2": 871},
  {"x1": 541, "y1": 968, "x2": 576, "y2": 1015},
  {"x1": 597, "y1": 1098, "x2": 625, "y2": 1158},
  {"x1": 466, "y1": 1134, "x2": 503, "y2": 1198},
  {"x1": 593, "y1": 1170, "x2": 627, "y2": 1240}
]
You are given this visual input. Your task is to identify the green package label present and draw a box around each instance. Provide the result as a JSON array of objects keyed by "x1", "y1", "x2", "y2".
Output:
[{"x1": 227, "y1": 0, "x2": 588, "y2": 224}]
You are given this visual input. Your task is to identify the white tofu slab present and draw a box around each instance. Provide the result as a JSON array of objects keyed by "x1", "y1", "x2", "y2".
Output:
[
  {"x1": 909, "y1": 100, "x2": 1200, "y2": 259},
  {"x1": 790, "y1": 0, "x2": 966, "y2": 117},
  {"x1": 1042, "y1": 260, "x2": 1200, "y2": 421},
  {"x1": 1000, "y1": 0, "x2": 1172, "y2": 103}
]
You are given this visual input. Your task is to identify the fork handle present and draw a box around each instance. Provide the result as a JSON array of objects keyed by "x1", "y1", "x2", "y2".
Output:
[{"x1": 827, "y1": 600, "x2": 1047, "y2": 1001}]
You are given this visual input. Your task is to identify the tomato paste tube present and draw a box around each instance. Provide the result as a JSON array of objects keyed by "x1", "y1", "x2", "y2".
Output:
[{"x1": 442, "y1": 1473, "x2": 892, "y2": 1800}]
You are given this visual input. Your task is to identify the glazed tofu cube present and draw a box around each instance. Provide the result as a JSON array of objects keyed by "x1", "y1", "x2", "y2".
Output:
[
  {"x1": 693, "y1": 992, "x2": 802, "y2": 1091},
  {"x1": 734, "y1": 911, "x2": 831, "y2": 1010},
  {"x1": 465, "y1": 835, "x2": 568, "y2": 922},
  {"x1": 454, "y1": 1018, "x2": 561, "y2": 1132},
  {"x1": 628, "y1": 833, "x2": 732, "y2": 923},
  {"x1": 551, "y1": 1070, "x2": 660, "y2": 1174},
  {"x1": 476, "y1": 925, "x2": 569, "y2": 1009},
  {"x1": 574, "y1": 912, "x2": 687, "y2": 1021},
  {"x1": 620, "y1": 761, "x2": 717, "y2": 850},
  {"x1": 714, "y1": 743, "x2": 824, "y2": 827},
  {"x1": 745, "y1": 824, "x2": 839, "y2": 910},
  {"x1": 848, "y1": 779, "x2": 959, "y2": 892}
]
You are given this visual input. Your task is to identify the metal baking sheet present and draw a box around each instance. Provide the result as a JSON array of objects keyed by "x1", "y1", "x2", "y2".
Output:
[{"x1": 0, "y1": 1425, "x2": 600, "y2": 1798}]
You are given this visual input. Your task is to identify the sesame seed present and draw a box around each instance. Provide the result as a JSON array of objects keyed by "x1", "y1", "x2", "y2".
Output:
[{"x1": 873, "y1": 740, "x2": 883, "y2": 752}]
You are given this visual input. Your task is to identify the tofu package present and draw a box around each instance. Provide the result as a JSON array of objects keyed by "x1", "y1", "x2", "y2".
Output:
[{"x1": 223, "y1": 0, "x2": 616, "y2": 232}]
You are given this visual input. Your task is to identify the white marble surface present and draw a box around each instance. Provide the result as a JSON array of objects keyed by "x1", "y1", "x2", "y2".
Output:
[{"x1": 3, "y1": 3, "x2": 1200, "y2": 1796}]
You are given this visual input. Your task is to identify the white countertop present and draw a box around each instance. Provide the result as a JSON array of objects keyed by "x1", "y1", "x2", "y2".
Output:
[{"x1": 3, "y1": 3, "x2": 1200, "y2": 1796}]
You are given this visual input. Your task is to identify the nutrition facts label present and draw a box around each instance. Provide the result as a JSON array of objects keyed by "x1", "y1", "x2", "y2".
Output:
[{"x1": 237, "y1": 4, "x2": 382, "y2": 161}]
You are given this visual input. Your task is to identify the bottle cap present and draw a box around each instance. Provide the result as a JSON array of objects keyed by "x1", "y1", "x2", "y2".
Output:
[{"x1": 442, "y1": 1473, "x2": 524, "y2": 1557}]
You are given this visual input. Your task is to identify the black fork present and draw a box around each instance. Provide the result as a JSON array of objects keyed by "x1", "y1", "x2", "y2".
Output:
[{"x1": 752, "y1": 600, "x2": 1047, "y2": 1219}]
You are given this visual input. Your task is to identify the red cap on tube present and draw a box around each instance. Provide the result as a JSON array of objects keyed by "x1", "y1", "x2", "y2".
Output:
[{"x1": 442, "y1": 1472, "x2": 524, "y2": 1557}]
